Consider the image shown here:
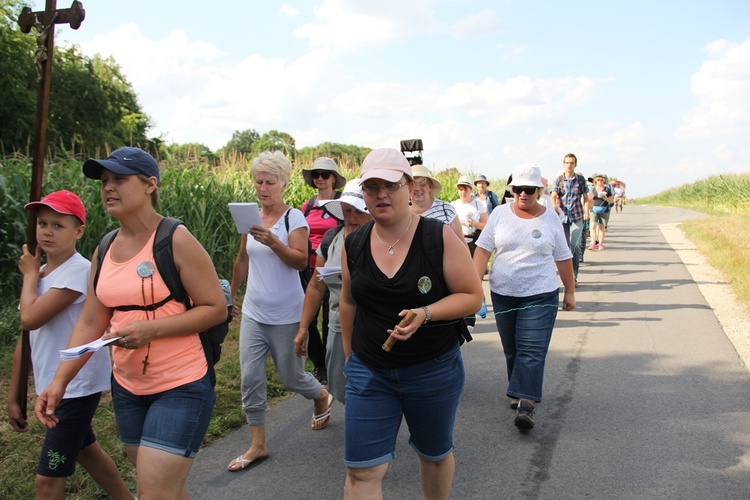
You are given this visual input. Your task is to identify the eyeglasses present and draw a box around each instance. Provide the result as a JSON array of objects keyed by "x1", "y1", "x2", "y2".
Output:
[
  {"x1": 361, "y1": 182, "x2": 408, "y2": 195},
  {"x1": 512, "y1": 186, "x2": 538, "y2": 195},
  {"x1": 414, "y1": 178, "x2": 430, "y2": 187},
  {"x1": 312, "y1": 171, "x2": 332, "y2": 180}
]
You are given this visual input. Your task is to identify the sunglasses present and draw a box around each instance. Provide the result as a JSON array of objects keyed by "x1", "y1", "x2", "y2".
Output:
[
  {"x1": 312, "y1": 171, "x2": 332, "y2": 180},
  {"x1": 512, "y1": 186, "x2": 538, "y2": 195}
]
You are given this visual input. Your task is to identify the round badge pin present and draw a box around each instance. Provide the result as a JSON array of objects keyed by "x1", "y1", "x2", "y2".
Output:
[
  {"x1": 137, "y1": 261, "x2": 155, "y2": 278},
  {"x1": 417, "y1": 276, "x2": 432, "y2": 294},
  {"x1": 532, "y1": 230, "x2": 542, "y2": 239}
]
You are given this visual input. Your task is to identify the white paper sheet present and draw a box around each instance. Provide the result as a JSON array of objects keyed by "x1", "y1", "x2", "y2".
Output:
[
  {"x1": 228, "y1": 202, "x2": 263, "y2": 234},
  {"x1": 60, "y1": 336, "x2": 120, "y2": 360}
]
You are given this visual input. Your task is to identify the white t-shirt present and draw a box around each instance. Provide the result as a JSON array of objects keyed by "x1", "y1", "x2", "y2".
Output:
[
  {"x1": 451, "y1": 198, "x2": 486, "y2": 240},
  {"x1": 243, "y1": 208, "x2": 309, "y2": 324},
  {"x1": 476, "y1": 203, "x2": 573, "y2": 297},
  {"x1": 30, "y1": 252, "x2": 112, "y2": 398}
]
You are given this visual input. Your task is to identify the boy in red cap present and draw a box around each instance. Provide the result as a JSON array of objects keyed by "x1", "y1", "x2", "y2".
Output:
[{"x1": 6, "y1": 190, "x2": 133, "y2": 499}]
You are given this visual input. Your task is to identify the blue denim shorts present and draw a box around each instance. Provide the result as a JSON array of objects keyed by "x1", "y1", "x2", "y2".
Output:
[
  {"x1": 343, "y1": 343, "x2": 464, "y2": 468},
  {"x1": 37, "y1": 393, "x2": 101, "y2": 477},
  {"x1": 112, "y1": 374, "x2": 215, "y2": 458}
]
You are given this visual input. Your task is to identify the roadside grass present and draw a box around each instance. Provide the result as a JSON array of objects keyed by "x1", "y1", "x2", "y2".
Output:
[{"x1": 638, "y1": 173, "x2": 750, "y2": 318}]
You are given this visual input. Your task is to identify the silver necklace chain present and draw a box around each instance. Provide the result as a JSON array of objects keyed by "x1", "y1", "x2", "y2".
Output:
[{"x1": 374, "y1": 214, "x2": 413, "y2": 255}]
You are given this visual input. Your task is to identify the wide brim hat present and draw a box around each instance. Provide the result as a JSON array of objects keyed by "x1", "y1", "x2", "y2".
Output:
[
  {"x1": 411, "y1": 164, "x2": 442, "y2": 199},
  {"x1": 83, "y1": 146, "x2": 161, "y2": 186},
  {"x1": 359, "y1": 148, "x2": 413, "y2": 184},
  {"x1": 508, "y1": 163, "x2": 544, "y2": 188},
  {"x1": 473, "y1": 174, "x2": 490, "y2": 187},
  {"x1": 455, "y1": 175, "x2": 474, "y2": 188},
  {"x1": 302, "y1": 157, "x2": 347, "y2": 189},
  {"x1": 25, "y1": 189, "x2": 86, "y2": 224},
  {"x1": 319, "y1": 178, "x2": 369, "y2": 220}
]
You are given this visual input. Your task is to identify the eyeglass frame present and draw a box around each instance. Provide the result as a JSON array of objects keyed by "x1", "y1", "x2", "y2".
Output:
[{"x1": 361, "y1": 181, "x2": 409, "y2": 195}]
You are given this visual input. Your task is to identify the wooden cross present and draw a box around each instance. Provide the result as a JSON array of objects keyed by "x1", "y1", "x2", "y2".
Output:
[{"x1": 11, "y1": 1, "x2": 86, "y2": 422}]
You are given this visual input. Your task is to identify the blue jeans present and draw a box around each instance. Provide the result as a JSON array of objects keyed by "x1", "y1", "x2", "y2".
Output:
[
  {"x1": 562, "y1": 219, "x2": 584, "y2": 279},
  {"x1": 490, "y1": 290, "x2": 559, "y2": 402},
  {"x1": 112, "y1": 374, "x2": 215, "y2": 458},
  {"x1": 343, "y1": 344, "x2": 464, "y2": 468}
]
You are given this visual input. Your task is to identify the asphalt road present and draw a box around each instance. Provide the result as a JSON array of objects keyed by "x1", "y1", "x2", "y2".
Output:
[{"x1": 186, "y1": 205, "x2": 750, "y2": 499}]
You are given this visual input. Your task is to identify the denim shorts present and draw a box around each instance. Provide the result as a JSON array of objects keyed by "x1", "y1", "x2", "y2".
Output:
[
  {"x1": 37, "y1": 393, "x2": 101, "y2": 477},
  {"x1": 112, "y1": 374, "x2": 215, "y2": 458},
  {"x1": 343, "y1": 343, "x2": 464, "y2": 468}
]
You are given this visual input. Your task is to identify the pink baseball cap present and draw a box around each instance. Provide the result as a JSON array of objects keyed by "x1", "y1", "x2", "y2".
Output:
[
  {"x1": 25, "y1": 189, "x2": 86, "y2": 224},
  {"x1": 360, "y1": 148, "x2": 413, "y2": 184}
]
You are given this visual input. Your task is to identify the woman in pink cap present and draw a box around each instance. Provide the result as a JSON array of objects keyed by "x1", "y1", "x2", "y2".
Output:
[{"x1": 340, "y1": 148, "x2": 482, "y2": 499}]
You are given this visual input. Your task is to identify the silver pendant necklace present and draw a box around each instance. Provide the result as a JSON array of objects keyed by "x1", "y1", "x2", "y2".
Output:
[{"x1": 374, "y1": 214, "x2": 413, "y2": 255}]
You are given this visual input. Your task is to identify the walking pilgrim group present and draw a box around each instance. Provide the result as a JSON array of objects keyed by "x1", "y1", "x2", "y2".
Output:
[{"x1": 13, "y1": 145, "x2": 583, "y2": 499}]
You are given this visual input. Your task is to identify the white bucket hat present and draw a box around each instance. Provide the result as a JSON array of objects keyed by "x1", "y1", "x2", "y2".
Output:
[
  {"x1": 508, "y1": 163, "x2": 544, "y2": 188},
  {"x1": 318, "y1": 178, "x2": 369, "y2": 220}
]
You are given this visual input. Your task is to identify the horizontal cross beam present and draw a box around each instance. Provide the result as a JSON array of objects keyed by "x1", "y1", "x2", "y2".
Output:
[{"x1": 18, "y1": 0, "x2": 85, "y2": 33}]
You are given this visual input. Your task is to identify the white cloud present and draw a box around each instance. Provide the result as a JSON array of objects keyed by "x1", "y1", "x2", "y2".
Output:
[
  {"x1": 437, "y1": 8, "x2": 504, "y2": 39},
  {"x1": 676, "y1": 37, "x2": 750, "y2": 140},
  {"x1": 278, "y1": 5, "x2": 300, "y2": 17}
]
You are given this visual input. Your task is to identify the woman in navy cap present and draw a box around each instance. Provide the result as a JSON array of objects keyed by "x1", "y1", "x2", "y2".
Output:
[{"x1": 36, "y1": 146, "x2": 227, "y2": 499}]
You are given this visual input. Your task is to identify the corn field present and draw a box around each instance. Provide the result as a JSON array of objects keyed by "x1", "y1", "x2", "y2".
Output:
[{"x1": 639, "y1": 173, "x2": 750, "y2": 215}]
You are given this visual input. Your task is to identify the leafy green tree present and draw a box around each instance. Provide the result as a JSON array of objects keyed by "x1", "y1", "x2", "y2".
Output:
[
  {"x1": 252, "y1": 130, "x2": 296, "y2": 158},
  {"x1": 0, "y1": 0, "x2": 36, "y2": 152},
  {"x1": 0, "y1": 0, "x2": 152, "y2": 155},
  {"x1": 221, "y1": 128, "x2": 260, "y2": 155}
]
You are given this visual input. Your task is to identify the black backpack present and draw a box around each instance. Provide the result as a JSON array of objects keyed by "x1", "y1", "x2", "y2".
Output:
[
  {"x1": 94, "y1": 217, "x2": 232, "y2": 387},
  {"x1": 345, "y1": 218, "x2": 472, "y2": 344}
]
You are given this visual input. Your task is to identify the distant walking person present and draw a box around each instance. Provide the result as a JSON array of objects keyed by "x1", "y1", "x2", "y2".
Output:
[
  {"x1": 472, "y1": 174, "x2": 501, "y2": 216},
  {"x1": 613, "y1": 182, "x2": 625, "y2": 213},
  {"x1": 550, "y1": 153, "x2": 590, "y2": 285},
  {"x1": 474, "y1": 163, "x2": 575, "y2": 431},
  {"x1": 588, "y1": 174, "x2": 614, "y2": 251}
]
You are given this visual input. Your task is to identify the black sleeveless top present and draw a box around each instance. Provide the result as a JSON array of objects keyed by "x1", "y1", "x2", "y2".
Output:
[{"x1": 347, "y1": 217, "x2": 460, "y2": 369}]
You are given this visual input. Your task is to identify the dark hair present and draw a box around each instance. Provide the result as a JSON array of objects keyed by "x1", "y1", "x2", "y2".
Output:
[{"x1": 564, "y1": 153, "x2": 577, "y2": 165}]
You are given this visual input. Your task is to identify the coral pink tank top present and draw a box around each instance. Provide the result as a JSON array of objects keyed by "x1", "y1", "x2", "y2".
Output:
[{"x1": 97, "y1": 229, "x2": 207, "y2": 395}]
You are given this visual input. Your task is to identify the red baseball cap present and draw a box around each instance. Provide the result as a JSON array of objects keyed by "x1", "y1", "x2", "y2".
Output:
[{"x1": 25, "y1": 190, "x2": 86, "y2": 224}]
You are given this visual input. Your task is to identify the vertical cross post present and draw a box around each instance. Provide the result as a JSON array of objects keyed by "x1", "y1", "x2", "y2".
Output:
[{"x1": 11, "y1": 0, "x2": 86, "y2": 422}]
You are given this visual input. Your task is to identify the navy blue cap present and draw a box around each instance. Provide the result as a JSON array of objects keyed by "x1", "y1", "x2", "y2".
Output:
[{"x1": 83, "y1": 147, "x2": 161, "y2": 186}]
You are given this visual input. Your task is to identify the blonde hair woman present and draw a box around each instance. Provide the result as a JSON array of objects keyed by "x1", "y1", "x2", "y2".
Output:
[{"x1": 228, "y1": 151, "x2": 333, "y2": 472}]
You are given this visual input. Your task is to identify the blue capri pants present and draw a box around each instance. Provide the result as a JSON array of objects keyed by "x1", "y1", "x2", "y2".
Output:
[
  {"x1": 343, "y1": 343, "x2": 464, "y2": 468},
  {"x1": 491, "y1": 289, "x2": 559, "y2": 402}
]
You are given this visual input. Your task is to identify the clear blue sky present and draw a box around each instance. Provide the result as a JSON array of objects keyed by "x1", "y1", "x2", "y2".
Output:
[{"x1": 41, "y1": 0, "x2": 750, "y2": 197}]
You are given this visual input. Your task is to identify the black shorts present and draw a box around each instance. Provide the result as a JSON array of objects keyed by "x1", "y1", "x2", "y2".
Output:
[{"x1": 37, "y1": 392, "x2": 101, "y2": 477}]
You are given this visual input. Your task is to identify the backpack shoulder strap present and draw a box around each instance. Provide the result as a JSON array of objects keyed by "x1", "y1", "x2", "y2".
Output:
[
  {"x1": 333, "y1": 190, "x2": 342, "y2": 200},
  {"x1": 302, "y1": 195, "x2": 317, "y2": 217},
  {"x1": 320, "y1": 225, "x2": 344, "y2": 261},
  {"x1": 152, "y1": 217, "x2": 187, "y2": 305},
  {"x1": 345, "y1": 220, "x2": 374, "y2": 271},
  {"x1": 94, "y1": 228, "x2": 120, "y2": 293},
  {"x1": 421, "y1": 217, "x2": 444, "y2": 271}
]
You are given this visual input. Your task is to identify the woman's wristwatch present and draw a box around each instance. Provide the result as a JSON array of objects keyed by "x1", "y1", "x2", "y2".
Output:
[{"x1": 420, "y1": 306, "x2": 431, "y2": 324}]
